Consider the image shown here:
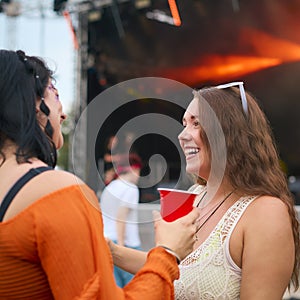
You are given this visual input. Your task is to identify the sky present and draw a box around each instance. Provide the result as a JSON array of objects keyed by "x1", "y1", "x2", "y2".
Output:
[{"x1": 0, "y1": 0, "x2": 75, "y2": 113}]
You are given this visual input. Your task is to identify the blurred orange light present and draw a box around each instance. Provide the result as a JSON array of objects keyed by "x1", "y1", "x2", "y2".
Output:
[{"x1": 168, "y1": 0, "x2": 181, "y2": 26}]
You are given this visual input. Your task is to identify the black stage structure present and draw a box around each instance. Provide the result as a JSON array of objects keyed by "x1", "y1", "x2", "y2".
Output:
[{"x1": 69, "y1": 0, "x2": 300, "y2": 202}]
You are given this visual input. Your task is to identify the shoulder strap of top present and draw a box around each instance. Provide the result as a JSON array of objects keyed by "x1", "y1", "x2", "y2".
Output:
[
  {"x1": 0, "y1": 166, "x2": 53, "y2": 222},
  {"x1": 222, "y1": 195, "x2": 258, "y2": 246},
  {"x1": 188, "y1": 184, "x2": 206, "y2": 194}
]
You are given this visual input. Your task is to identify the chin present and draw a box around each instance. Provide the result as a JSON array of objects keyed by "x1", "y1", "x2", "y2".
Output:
[
  {"x1": 185, "y1": 165, "x2": 200, "y2": 177},
  {"x1": 55, "y1": 136, "x2": 64, "y2": 150}
]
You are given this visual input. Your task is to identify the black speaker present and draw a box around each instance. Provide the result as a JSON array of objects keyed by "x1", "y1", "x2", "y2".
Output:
[{"x1": 53, "y1": 0, "x2": 67, "y2": 13}]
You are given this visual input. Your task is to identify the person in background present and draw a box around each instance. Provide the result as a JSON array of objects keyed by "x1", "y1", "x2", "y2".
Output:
[
  {"x1": 100, "y1": 153, "x2": 143, "y2": 287},
  {"x1": 102, "y1": 132, "x2": 142, "y2": 187},
  {"x1": 108, "y1": 82, "x2": 300, "y2": 299},
  {"x1": 122, "y1": 131, "x2": 139, "y2": 157},
  {"x1": 102, "y1": 135, "x2": 121, "y2": 185},
  {"x1": 0, "y1": 49, "x2": 200, "y2": 299}
]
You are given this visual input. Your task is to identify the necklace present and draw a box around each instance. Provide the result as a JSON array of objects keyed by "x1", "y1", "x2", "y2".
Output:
[
  {"x1": 195, "y1": 190, "x2": 234, "y2": 239},
  {"x1": 195, "y1": 189, "x2": 207, "y2": 208},
  {"x1": 194, "y1": 190, "x2": 226, "y2": 222}
]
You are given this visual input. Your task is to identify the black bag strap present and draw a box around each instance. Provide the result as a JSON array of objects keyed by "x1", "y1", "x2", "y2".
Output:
[{"x1": 0, "y1": 166, "x2": 53, "y2": 222}]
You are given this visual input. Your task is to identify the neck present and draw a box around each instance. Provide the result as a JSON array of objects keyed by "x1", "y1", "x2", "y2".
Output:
[
  {"x1": 0, "y1": 145, "x2": 40, "y2": 169},
  {"x1": 0, "y1": 156, "x2": 19, "y2": 174},
  {"x1": 119, "y1": 172, "x2": 138, "y2": 185},
  {"x1": 0, "y1": 139, "x2": 17, "y2": 162},
  {"x1": 197, "y1": 180, "x2": 235, "y2": 208},
  {"x1": 0, "y1": 150, "x2": 16, "y2": 168},
  {"x1": 195, "y1": 189, "x2": 235, "y2": 236}
]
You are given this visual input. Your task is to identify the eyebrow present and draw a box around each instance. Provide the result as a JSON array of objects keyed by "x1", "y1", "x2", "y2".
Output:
[{"x1": 182, "y1": 115, "x2": 197, "y2": 123}]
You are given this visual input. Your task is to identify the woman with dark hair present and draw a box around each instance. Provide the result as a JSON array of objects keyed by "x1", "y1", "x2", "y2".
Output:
[
  {"x1": 0, "y1": 50, "x2": 59, "y2": 167},
  {"x1": 108, "y1": 82, "x2": 300, "y2": 299},
  {"x1": 0, "y1": 49, "x2": 200, "y2": 299}
]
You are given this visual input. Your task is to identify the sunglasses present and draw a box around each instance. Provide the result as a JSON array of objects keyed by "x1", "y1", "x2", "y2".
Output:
[{"x1": 216, "y1": 81, "x2": 248, "y2": 115}]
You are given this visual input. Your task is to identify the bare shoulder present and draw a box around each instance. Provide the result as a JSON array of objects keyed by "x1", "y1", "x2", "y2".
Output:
[
  {"x1": 2, "y1": 169, "x2": 94, "y2": 222},
  {"x1": 243, "y1": 195, "x2": 291, "y2": 233},
  {"x1": 38, "y1": 169, "x2": 85, "y2": 189},
  {"x1": 38, "y1": 169, "x2": 99, "y2": 207},
  {"x1": 247, "y1": 195, "x2": 289, "y2": 215}
]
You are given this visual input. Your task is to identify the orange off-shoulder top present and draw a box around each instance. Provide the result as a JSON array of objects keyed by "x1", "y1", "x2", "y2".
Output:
[{"x1": 0, "y1": 184, "x2": 179, "y2": 299}]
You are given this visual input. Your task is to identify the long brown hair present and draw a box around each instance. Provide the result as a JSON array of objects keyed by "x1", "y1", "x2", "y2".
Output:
[{"x1": 194, "y1": 85, "x2": 300, "y2": 289}]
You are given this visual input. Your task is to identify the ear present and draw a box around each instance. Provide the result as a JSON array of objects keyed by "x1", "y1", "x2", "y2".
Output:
[
  {"x1": 35, "y1": 104, "x2": 40, "y2": 114},
  {"x1": 35, "y1": 98, "x2": 42, "y2": 113}
]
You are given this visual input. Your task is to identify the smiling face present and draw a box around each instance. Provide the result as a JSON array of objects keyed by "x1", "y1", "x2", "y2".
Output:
[
  {"x1": 178, "y1": 97, "x2": 211, "y2": 180},
  {"x1": 37, "y1": 81, "x2": 67, "y2": 149}
]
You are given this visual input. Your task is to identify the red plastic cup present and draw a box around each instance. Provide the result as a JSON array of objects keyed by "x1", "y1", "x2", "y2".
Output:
[{"x1": 158, "y1": 188, "x2": 198, "y2": 222}]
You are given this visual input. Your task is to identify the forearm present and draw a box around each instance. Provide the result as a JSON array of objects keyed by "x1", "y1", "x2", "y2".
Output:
[
  {"x1": 116, "y1": 222, "x2": 126, "y2": 246},
  {"x1": 116, "y1": 207, "x2": 129, "y2": 246},
  {"x1": 113, "y1": 243, "x2": 148, "y2": 274},
  {"x1": 123, "y1": 247, "x2": 179, "y2": 299}
]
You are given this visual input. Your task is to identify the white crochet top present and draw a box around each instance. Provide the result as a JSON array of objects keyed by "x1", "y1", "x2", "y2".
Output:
[{"x1": 174, "y1": 187, "x2": 256, "y2": 300}]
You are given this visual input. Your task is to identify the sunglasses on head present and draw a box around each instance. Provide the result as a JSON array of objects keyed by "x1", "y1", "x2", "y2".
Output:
[{"x1": 216, "y1": 81, "x2": 248, "y2": 115}]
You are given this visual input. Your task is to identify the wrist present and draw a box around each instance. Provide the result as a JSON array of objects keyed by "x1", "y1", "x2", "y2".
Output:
[
  {"x1": 156, "y1": 245, "x2": 181, "y2": 264},
  {"x1": 111, "y1": 243, "x2": 123, "y2": 264}
]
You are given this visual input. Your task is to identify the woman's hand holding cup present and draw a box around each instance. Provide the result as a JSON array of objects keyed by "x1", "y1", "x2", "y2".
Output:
[{"x1": 153, "y1": 208, "x2": 200, "y2": 262}]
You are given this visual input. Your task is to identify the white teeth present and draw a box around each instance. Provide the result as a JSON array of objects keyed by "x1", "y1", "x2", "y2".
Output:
[{"x1": 185, "y1": 148, "x2": 199, "y2": 155}]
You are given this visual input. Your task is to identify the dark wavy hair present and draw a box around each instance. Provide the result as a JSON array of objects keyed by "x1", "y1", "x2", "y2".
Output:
[
  {"x1": 0, "y1": 49, "x2": 56, "y2": 167},
  {"x1": 194, "y1": 85, "x2": 300, "y2": 290}
]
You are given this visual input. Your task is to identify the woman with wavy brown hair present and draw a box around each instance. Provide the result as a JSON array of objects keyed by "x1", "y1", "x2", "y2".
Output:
[
  {"x1": 109, "y1": 82, "x2": 299, "y2": 299},
  {"x1": 174, "y1": 82, "x2": 299, "y2": 299}
]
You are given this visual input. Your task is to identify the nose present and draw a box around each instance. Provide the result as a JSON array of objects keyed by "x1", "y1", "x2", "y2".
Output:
[
  {"x1": 178, "y1": 127, "x2": 189, "y2": 141},
  {"x1": 61, "y1": 112, "x2": 67, "y2": 121}
]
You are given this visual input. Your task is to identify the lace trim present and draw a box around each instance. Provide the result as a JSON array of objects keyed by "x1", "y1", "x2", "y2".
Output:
[
  {"x1": 174, "y1": 195, "x2": 257, "y2": 300},
  {"x1": 181, "y1": 195, "x2": 256, "y2": 266}
]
